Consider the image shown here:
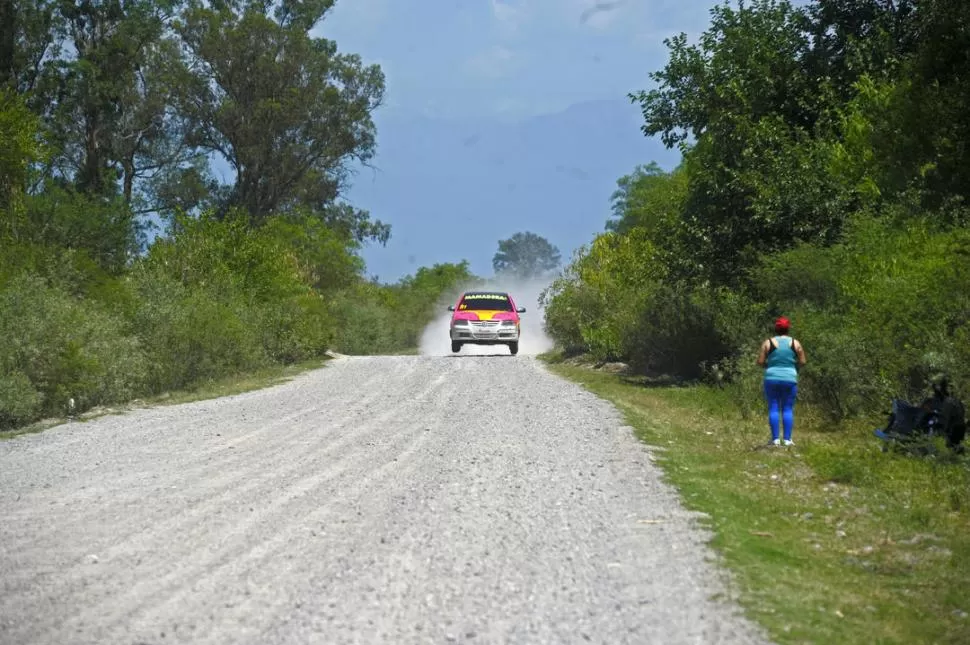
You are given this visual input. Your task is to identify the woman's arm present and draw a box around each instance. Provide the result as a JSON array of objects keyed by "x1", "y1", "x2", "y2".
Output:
[
  {"x1": 756, "y1": 339, "x2": 769, "y2": 367},
  {"x1": 793, "y1": 339, "x2": 807, "y2": 367}
]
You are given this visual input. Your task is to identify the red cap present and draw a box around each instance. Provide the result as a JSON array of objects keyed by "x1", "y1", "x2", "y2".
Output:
[{"x1": 774, "y1": 317, "x2": 790, "y2": 333}]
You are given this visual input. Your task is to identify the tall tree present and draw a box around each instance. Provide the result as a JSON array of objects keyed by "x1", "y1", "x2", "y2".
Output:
[
  {"x1": 606, "y1": 162, "x2": 688, "y2": 238},
  {"x1": 36, "y1": 0, "x2": 185, "y2": 199},
  {"x1": 0, "y1": 0, "x2": 61, "y2": 95},
  {"x1": 492, "y1": 232, "x2": 561, "y2": 280},
  {"x1": 0, "y1": 89, "x2": 43, "y2": 219},
  {"x1": 890, "y1": 0, "x2": 970, "y2": 209},
  {"x1": 803, "y1": 0, "x2": 917, "y2": 97},
  {"x1": 174, "y1": 0, "x2": 386, "y2": 227},
  {"x1": 629, "y1": 0, "x2": 848, "y2": 285}
]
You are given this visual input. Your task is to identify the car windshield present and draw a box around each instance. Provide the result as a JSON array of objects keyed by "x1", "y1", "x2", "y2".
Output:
[{"x1": 458, "y1": 294, "x2": 513, "y2": 311}]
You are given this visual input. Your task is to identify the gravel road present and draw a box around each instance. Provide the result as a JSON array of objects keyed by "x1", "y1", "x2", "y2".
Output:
[{"x1": 0, "y1": 355, "x2": 771, "y2": 645}]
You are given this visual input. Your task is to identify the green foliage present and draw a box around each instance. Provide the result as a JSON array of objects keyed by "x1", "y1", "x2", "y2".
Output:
[
  {"x1": 492, "y1": 231, "x2": 561, "y2": 280},
  {"x1": 18, "y1": 185, "x2": 141, "y2": 274},
  {"x1": 0, "y1": 0, "x2": 61, "y2": 94},
  {"x1": 0, "y1": 1, "x2": 449, "y2": 432},
  {"x1": 261, "y1": 212, "x2": 365, "y2": 292},
  {"x1": 175, "y1": 0, "x2": 386, "y2": 225},
  {"x1": 0, "y1": 371, "x2": 43, "y2": 428},
  {"x1": 544, "y1": 0, "x2": 970, "y2": 430},
  {"x1": 31, "y1": 0, "x2": 183, "y2": 198},
  {"x1": 890, "y1": 0, "x2": 970, "y2": 210},
  {"x1": 542, "y1": 231, "x2": 657, "y2": 361},
  {"x1": 328, "y1": 282, "x2": 401, "y2": 356},
  {"x1": 0, "y1": 88, "x2": 43, "y2": 215},
  {"x1": 0, "y1": 274, "x2": 147, "y2": 428},
  {"x1": 128, "y1": 272, "x2": 268, "y2": 392},
  {"x1": 756, "y1": 217, "x2": 970, "y2": 420},
  {"x1": 606, "y1": 162, "x2": 688, "y2": 246},
  {"x1": 330, "y1": 261, "x2": 477, "y2": 354},
  {"x1": 146, "y1": 210, "x2": 305, "y2": 302},
  {"x1": 129, "y1": 209, "x2": 336, "y2": 390}
]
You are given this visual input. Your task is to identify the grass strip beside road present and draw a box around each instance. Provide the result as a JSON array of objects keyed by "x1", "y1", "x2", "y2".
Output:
[
  {"x1": 543, "y1": 356, "x2": 970, "y2": 645},
  {"x1": 1, "y1": 357, "x2": 331, "y2": 441}
]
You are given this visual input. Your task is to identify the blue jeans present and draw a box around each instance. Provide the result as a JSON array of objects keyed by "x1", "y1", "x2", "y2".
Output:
[{"x1": 764, "y1": 379, "x2": 798, "y2": 441}]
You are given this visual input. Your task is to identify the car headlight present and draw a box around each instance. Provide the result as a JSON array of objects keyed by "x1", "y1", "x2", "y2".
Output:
[
  {"x1": 500, "y1": 321, "x2": 517, "y2": 326},
  {"x1": 452, "y1": 320, "x2": 470, "y2": 326}
]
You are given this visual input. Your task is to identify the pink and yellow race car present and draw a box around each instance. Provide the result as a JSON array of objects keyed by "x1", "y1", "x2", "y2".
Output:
[{"x1": 447, "y1": 290, "x2": 526, "y2": 355}]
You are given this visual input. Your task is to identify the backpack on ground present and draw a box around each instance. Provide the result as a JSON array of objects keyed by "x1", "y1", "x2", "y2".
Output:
[{"x1": 874, "y1": 377, "x2": 966, "y2": 454}]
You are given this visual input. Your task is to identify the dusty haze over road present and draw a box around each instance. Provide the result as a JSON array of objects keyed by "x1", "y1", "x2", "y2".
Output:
[{"x1": 1, "y1": 355, "x2": 770, "y2": 644}]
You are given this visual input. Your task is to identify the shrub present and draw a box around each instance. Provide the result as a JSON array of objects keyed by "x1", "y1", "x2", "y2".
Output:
[
  {"x1": 624, "y1": 284, "x2": 731, "y2": 379},
  {"x1": 129, "y1": 210, "x2": 341, "y2": 389},
  {"x1": 252, "y1": 292, "x2": 334, "y2": 363},
  {"x1": 0, "y1": 371, "x2": 43, "y2": 428},
  {"x1": 541, "y1": 231, "x2": 659, "y2": 361},
  {"x1": 749, "y1": 216, "x2": 970, "y2": 421},
  {"x1": 0, "y1": 274, "x2": 147, "y2": 427},
  {"x1": 328, "y1": 284, "x2": 399, "y2": 355},
  {"x1": 129, "y1": 266, "x2": 268, "y2": 392}
]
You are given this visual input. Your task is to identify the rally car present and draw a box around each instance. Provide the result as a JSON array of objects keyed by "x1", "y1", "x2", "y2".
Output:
[{"x1": 447, "y1": 290, "x2": 526, "y2": 355}]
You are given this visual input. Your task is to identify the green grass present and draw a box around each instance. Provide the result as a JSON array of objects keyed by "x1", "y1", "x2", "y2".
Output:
[
  {"x1": 0, "y1": 357, "x2": 331, "y2": 441},
  {"x1": 542, "y1": 353, "x2": 970, "y2": 645}
]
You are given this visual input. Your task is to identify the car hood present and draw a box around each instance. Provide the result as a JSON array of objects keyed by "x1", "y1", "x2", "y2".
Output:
[{"x1": 452, "y1": 310, "x2": 518, "y2": 322}]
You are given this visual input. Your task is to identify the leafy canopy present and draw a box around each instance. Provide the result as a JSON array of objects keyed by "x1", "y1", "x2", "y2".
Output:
[{"x1": 492, "y1": 232, "x2": 562, "y2": 280}]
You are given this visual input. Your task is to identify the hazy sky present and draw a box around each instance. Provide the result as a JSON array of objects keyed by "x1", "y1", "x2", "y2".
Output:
[
  {"x1": 317, "y1": 0, "x2": 714, "y2": 121},
  {"x1": 312, "y1": 1, "x2": 723, "y2": 282}
]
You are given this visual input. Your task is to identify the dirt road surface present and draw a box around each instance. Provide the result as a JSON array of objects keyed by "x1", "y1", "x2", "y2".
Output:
[{"x1": 1, "y1": 355, "x2": 771, "y2": 645}]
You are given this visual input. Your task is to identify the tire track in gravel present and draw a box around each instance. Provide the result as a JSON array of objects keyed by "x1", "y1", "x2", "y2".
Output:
[
  {"x1": 2, "y1": 358, "x2": 454, "y2": 642},
  {"x1": 1, "y1": 363, "x2": 390, "y2": 592},
  {"x1": 0, "y1": 355, "x2": 772, "y2": 645}
]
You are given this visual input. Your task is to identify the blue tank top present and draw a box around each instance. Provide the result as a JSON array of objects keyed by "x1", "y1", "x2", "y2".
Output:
[{"x1": 765, "y1": 336, "x2": 798, "y2": 383}]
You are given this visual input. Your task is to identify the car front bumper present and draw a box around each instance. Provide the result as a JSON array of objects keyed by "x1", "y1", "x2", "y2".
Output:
[{"x1": 451, "y1": 321, "x2": 520, "y2": 344}]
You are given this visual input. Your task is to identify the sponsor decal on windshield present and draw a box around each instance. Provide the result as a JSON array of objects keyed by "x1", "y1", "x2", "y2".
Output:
[{"x1": 458, "y1": 293, "x2": 511, "y2": 311}]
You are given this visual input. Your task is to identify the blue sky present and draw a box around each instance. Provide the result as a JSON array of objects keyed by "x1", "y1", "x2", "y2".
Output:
[
  {"x1": 316, "y1": 0, "x2": 715, "y2": 121},
  {"x1": 312, "y1": 0, "x2": 723, "y2": 282}
]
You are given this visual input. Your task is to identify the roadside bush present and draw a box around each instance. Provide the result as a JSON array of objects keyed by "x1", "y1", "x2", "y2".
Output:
[
  {"x1": 252, "y1": 292, "x2": 334, "y2": 363},
  {"x1": 329, "y1": 283, "x2": 401, "y2": 355},
  {"x1": 542, "y1": 231, "x2": 658, "y2": 361},
  {"x1": 793, "y1": 312, "x2": 894, "y2": 422},
  {"x1": 129, "y1": 272, "x2": 268, "y2": 392},
  {"x1": 0, "y1": 274, "x2": 147, "y2": 427},
  {"x1": 624, "y1": 284, "x2": 730, "y2": 379},
  {"x1": 0, "y1": 371, "x2": 43, "y2": 429},
  {"x1": 128, "y1": 210, "x2": 339, "y2": 390},
  {"x1": 540, "y1": 262, "x2": 596, "y2": 356},
  {"x1": 748, "y1": 216, "x2": 970, "y2": 421}
]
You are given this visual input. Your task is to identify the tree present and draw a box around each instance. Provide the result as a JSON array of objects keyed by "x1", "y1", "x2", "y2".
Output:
[
  {"x1": 36, "y1": 0, "x2": 185, "y2": 199},
  {"x1": 0, "y1": 89, "x2": 43, "y2": 217},
  {"x1": 606, "y1": 162, "x2": 688, "y2": 238},
  {"x1": 0, "y1": 0, "x2": 61, "y2": 95},
  {"x1": 883, "y1": 0, "x2": 970, "y2": 210},
  {"x1": 802, "y1": 0, "x2": 917, "y2": 99},
  {"x1": 492, "y1": 232, "x2": 561, "y2": 280},
  {"x1": 628, "y1": 0, "x2": 851, "y2": 285},
  {"x1": 174, "y1": 0, "x2": 386, "y2": 229}
]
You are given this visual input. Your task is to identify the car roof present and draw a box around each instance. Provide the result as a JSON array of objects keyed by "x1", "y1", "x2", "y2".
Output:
[{"x1": 461, "y1": 290, "x2": 510, "y2": 297}]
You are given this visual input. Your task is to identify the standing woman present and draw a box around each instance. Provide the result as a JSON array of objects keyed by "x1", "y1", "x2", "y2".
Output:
[{"x1": 757, "y1": 317, "x2": 807, "y2": 446}]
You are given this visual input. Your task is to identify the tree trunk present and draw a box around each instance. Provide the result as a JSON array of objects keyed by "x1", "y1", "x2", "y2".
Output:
[{"x1": 0, "y1": 0, "x2": 16, "y2": 88}]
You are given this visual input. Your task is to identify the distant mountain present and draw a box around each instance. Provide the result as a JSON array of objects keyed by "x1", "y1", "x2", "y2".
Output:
[{"x1": 347, "y1": 98, "x2": 681, "y2": 282}]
